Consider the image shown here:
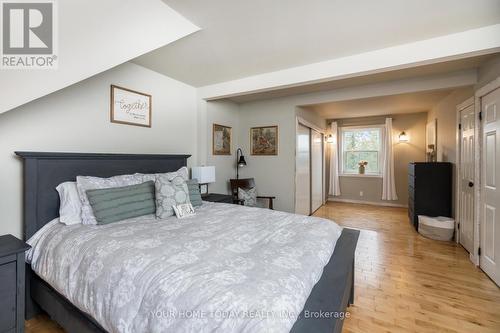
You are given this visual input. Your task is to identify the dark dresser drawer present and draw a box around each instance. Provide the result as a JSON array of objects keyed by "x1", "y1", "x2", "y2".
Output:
[{"x1": 0, "y1": 260, "x2": 17, "y2": 331}]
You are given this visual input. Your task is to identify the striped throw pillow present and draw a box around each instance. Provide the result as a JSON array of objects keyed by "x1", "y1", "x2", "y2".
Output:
[
  {"x1": 86, "y1": 181, "x2": 156, "y2": 225},
  {"x1": 186, "y1": 179, "x2": 203, "y2": 207}
]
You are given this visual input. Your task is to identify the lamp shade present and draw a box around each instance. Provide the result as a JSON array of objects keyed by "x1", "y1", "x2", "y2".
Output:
[
  {"x1": 399, "y1": 131, "x2": 409, "y2": 142},
  {"x1": 191, "y1": 166, "x2": 216, "y2": 184},
  {"x1": 238, "y1": 155, "x2": 247, "y2": 167}
]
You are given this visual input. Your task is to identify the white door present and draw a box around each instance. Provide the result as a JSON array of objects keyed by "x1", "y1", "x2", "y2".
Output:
[
  {"x1": 459, "y1": 104, "x2": 475, "y2": 253},
  {"x1": 295, "y1": 124, "x2": 311, "y2": 215},
  {"x1": 480, "y1": 86, "x2": 500, "y2": 286},
  {"x1": 311, "y1": 129, "x2": 324, "y2": 213}
]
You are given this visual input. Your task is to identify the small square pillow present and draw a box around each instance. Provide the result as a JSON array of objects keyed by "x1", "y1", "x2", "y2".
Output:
[
  {"x1": 173, "y1": 203, "x2": 196, "y2": 219},
  {"x1": 155, "y1": 174, "x2": 191, "y2": 219},
  {"x1": 238, "y1": 187, "x2": 257, "y2": 207},
  {"x1": 56, "y1": 181, "x2": 82, "y2": 225}
]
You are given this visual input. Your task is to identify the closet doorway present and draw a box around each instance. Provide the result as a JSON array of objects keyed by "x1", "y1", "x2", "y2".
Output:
[{"x1": 295, "y1": 118, "x2": 325, "y2": 215}]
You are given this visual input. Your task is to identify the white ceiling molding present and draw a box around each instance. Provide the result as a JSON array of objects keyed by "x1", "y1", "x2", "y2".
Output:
[
  {"x1": 296, "y1": 69, "x2": 477, "y2": 107},
  {"x1": 0, "y1": 0, "x2": 200, "y2": 114},
  {"x1": 198, "y1": 24, "x2": 500, "y2": 101},
  {"x1": 306, "y1": 90, "x2": 456, "y2": 119}
]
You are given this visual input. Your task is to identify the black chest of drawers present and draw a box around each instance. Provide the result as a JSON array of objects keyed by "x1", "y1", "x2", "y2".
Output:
[{"x1": 408, "y1": 162, "x2": 452, "y2": 230}]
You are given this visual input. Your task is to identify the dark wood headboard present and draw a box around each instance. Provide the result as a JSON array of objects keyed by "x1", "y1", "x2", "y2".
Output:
[{"x1": 15, "y1": 152, "x2": 191, "y2": 240}]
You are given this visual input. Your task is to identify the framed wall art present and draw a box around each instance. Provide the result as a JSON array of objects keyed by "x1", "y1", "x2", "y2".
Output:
[
  {"x1": 251, "y1": 125, "x2": 278, "y2": 155},
  {"x1": 212, "y1": 123, "x2": 232, "y2": 155},
  {"x1": 110, "y1": 85, "x2": 152, "y2": 127}
]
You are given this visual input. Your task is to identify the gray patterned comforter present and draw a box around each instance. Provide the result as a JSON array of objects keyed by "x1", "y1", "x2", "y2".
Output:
[{"x1": 27, "y1": 202, "x2": 342, "y2": 333}]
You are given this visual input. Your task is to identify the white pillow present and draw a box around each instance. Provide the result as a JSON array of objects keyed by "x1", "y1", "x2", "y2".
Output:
[
  {"x1": 76, "y1": 174, "x2": 142, "y2": 225},
  {"x1": 136, "y1": 166, "x2": 189, "y2": 182},
  {"x1": 56, "y1": 182, "x2": 82, "y2": 225},
  {"x1": 173, "y1": 203, "x2": 196, "y2": 219}
]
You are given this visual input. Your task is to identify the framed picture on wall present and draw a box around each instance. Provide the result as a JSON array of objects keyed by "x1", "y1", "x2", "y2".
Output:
[
  {"x1": 110, "y1": 85, "x2": 152, "y2": 127},
  {"x1": 213, "y1": 123, "x2": 232, "y2": 155},
  {"x1": 250, "y1": 125, "x2": 278, "y2": 155}
]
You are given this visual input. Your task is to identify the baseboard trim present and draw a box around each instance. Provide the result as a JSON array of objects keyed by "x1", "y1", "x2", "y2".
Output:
[{"x1": 327, "y1": 197, "x2": 408, "y2": 208}]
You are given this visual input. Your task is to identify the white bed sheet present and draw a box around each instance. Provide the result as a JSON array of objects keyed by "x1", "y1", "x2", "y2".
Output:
[{"x1": 27, "y1": 202, "x2": 342, "y2": 333}]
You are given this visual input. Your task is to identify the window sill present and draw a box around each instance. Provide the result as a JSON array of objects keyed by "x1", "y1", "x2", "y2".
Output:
[{"x1": 340, "y1": 173, "x2": 383, "y2": 178}]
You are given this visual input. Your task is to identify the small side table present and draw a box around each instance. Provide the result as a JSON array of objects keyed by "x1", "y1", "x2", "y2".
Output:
[{"x1": 0, "y1": 234, "x2": 31, "y2": 333}]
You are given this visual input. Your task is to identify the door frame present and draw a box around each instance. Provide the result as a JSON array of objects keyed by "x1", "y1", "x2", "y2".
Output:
[
  {"x1": 473, "y1": 76, "x2": 500, "y2": 266},
  {"x1": 295, "y1": 116, "x2": 326, "y2": 215},
  {"x1": 455, "y1": 97, "x2": 474, "y2": 247}
]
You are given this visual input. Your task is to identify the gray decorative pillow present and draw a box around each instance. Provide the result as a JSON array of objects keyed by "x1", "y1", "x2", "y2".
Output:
[
  {"x1": 186, "y1": 179, "x2": 203, "y2": 207},
  {"x1": 77, "y1": 173, "x2": 142, "y2": 225},
  {"x1": 155, "y1": 174, "x2": 191, "y2": 218},
  {"x1": 238, "y1": 187, "x2": 257, "y2": 207},
  {"x1": 86, "y1": 181, "x2": 156, "y2": 225}
]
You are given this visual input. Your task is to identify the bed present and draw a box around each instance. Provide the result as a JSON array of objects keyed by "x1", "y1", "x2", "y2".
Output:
[{"x1": 16, "y1": 151, "x2": 359, "y2": 333}]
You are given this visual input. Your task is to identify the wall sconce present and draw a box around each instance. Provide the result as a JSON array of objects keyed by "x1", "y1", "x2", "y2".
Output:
[
  {"x1": 325, "y1": 134, "x2": 334, "y2": 143},
  {"x1": 399, "y1": 131, "x2": 409, "y2": 142}
]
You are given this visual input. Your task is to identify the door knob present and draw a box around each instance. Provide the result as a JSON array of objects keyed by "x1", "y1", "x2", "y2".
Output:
[{"x1": 468, "y1": 181, "x2": 474, "y2": 188}]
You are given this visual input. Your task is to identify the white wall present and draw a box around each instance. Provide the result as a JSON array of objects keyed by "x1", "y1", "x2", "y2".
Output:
[
  {"x1": 0, "y1": 62, "x2": 198, "y2": 238},
  {"x1": 238, "y1": 99, "x2": 297, "y2": 213},
  {"x1": 205, "y1": 100, "x2": 240, "y2": 193}
]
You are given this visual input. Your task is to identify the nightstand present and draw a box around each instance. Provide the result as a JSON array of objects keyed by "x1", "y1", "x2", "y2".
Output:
[
  {"x1": 203, "y1": 193, "x2": 242, "y2": 204},
  {"x1": 0, "y1": 235, "x2": 30, "y2": 333}
]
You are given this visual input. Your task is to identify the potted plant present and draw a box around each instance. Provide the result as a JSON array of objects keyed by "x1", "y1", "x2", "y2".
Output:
[{"x1": 358, "y1": 160, "x2": 368, "y2": 174}]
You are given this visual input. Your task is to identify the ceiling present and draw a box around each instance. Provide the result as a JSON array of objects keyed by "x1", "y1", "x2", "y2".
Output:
[
  {"x1": 306, "y1": 89, "x2": 458, "y2": 119},
  {"x1": 133, "y1": 0, "x2": 500, "y2": 87},
  {"x1": 227, "y1": 54, "x2": 494, "y2": 103}
]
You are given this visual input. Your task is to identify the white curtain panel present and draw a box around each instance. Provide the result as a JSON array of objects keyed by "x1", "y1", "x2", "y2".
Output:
[
  {"x1": 328, "y1": 121, "x2": 341, "y2": 196},
  {"x1": 382, "y1": 118, "x2": 398, "y2": 200}
]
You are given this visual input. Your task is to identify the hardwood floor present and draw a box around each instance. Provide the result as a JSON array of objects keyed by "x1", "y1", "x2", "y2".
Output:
[
  {"x1": 313, "y1": 202, "x2": 500, "y2": 333},
  {"x1": 26, "y1": 202, "x2": 500, "y2": 332}
]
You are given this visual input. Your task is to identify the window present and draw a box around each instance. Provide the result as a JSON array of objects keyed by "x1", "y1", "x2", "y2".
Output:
[{"x1": 340, "y1": 126, "x2": 383, "y2": 175}]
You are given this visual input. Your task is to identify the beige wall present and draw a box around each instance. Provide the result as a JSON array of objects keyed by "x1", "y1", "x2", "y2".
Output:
[
  {"x1": 0, "y1": 62, "x2": 198, "y2": 238},
  {"x1": 330, "y1": 112, "x2": 427, "y2": 206},
  {"x1": 477, "y1": 54, "x2": 500, "y2": 89},
  {"x1": 427, "y1": 87, "x2": 474, "y2": 163},
  {"x1": 427, "y1": 87, "x2": 474, "y2": 217}
]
